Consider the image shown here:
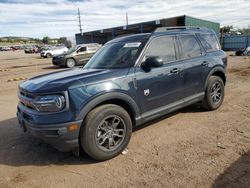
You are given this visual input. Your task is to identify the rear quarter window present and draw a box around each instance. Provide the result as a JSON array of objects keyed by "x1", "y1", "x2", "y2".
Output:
[{"x1": 198, "y1": 34, "x2": 220, "y2": 52}]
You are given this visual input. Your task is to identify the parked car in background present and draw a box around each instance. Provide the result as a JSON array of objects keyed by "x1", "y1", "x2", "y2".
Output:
[
  {"x1": 24, "y1": 46, "x2": 40, "y2": 54},
  {"x1": 17, "y1": 27, "x2": 227, "y2": 161},
  {"x1": 40, "y1": 46, "x2": 68, "y2": 58},
  {"x1": 0, "y1": 46, "x2": 12, "y2": 51},
  {"x1": 52, "y1": 43, "x2": 101, "y2": 68}
]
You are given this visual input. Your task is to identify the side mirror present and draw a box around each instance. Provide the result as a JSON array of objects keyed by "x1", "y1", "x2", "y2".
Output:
[{"x1": 141, "y1": 56, "x2": 163, "y2": 72}]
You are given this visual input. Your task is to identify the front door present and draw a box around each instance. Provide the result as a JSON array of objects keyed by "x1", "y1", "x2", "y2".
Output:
[
  {"x1": 75, "y1": 46, "x2": 91, "y2": 65},
  {"x1": 135, "y1": 36, "x2": 185, "y2": 116}
]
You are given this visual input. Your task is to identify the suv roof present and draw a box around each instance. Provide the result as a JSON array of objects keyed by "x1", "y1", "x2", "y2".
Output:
[
  {"x1": 108, "y1": 27, "x2": 216, "y2": 44},
  {"x1": 77, "y1": 43, "x2": 100, "y2": 48},
  {"x1": 153, "y1": 26, "x2": 215, "y2": 36},
  {"x1": 154, "y1": 26, "x2": 213, "y2": 33}
]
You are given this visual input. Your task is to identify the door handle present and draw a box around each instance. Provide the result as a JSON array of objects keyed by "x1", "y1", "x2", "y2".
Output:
[
  {"x1": 202, "y1": 61, "x2": 209, "y2": 66},
  {"x1": 170, "y1": 68, "x2": 179, "y2": 74}
]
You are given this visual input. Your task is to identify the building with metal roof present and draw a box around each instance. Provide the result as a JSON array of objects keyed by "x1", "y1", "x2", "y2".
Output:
[{"x1": 75, "y1": 15, "x2": 220, "y2": 45}]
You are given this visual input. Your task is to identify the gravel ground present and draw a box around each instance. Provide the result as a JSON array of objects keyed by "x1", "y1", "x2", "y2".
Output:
[{"x1": 0, "y1": 51, "x2": 249, "y2": 188}]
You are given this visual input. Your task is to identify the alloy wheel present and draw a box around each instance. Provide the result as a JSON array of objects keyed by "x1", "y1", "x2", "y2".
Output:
[
  {"x1": 95, "y1": 115, "x2": 126, "y2": 151},
  {"x1": 210, "y1": 82, "x2": 222, "y2": 104}
]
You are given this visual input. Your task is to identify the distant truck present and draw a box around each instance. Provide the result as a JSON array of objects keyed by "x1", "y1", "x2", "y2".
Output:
[
  {"x1": 40, "y1": 46, "x2": 68, "y2": 58},
  {"x1": 52, "y1": 43, "x2": 101, "y2": 68}
]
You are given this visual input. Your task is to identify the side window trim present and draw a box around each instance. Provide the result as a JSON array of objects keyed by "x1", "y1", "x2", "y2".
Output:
[
  {"x1": 177, "y1": 34, "x2": 204, "y2": 60},
  {"x1": 139, "y1": 35, "x2": 178, "y2": 66},
  {"x1": 197, "y1": 34, "x2": 221, "y2": 52},
  {"x1": 78, "y1": 47, "x2": 87, "y2": 53},
  {"x1": 195, "y1": 33, "x2": 206, "y2": 55}
]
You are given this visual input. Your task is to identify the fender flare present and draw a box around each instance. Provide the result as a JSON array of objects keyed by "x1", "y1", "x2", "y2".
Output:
[
  {"x1": 204, "y1": 66, "x2": 226, "y2": 90},
  {"x1": 75, "y1": 92, "x2": 140, "y2": 122}
]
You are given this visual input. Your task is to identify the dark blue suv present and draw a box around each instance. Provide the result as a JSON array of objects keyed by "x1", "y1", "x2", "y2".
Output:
[{"x1": 17, "y1": 27, "x2": 227, "y2": 161}]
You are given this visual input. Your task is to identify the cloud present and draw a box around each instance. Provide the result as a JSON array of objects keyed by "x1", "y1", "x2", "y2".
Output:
[{"x1": 0, "y1": 0, "x2": 249, "y2": 38}]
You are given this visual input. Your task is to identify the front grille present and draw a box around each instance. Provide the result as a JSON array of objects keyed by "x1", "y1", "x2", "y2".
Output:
[
  {"x1": 18, "y1": 88, "x2": 36, "y2": 110},
  {"x1": 19, "y1": 88, "x2": 35, "y2": 99}
]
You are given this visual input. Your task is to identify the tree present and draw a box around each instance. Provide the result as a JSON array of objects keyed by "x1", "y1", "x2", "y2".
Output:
[
  {"x1": 220, "y1": 25, "x2": 233, "y2": 33},
  {"x1": 58, "y1": 37, "x2": 67, "y2": 44},
  {"x1": 65, "y1": 40, "x2": 72, "y2": 48},
  {"x1": 34, "y1": 38, "x2": 42, "y2": 44},
  {"x1": 237, "y1": 28, "x2": 250, "y2": 35},
  {"x1": 42, "y1": 36, "x2": 50, "y2": 44}
]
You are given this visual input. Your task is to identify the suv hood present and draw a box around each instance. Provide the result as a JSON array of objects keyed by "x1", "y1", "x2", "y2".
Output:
[{"x1": 19, "y1": 68, "x2": 128, "y2": 93}]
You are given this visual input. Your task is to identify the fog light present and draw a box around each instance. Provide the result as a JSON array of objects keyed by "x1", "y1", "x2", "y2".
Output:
[{"x1": 68, "y1": 124, "x2": 79, "y2": 132}]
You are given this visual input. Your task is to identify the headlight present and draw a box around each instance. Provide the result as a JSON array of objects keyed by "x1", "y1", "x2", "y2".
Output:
[{"x1": 33, "y1": 95, "x2": 66, "y2": 112}]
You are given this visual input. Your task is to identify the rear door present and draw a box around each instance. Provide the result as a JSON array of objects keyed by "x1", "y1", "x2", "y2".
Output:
[
  {"x1": 177, "y1": 34, "x2": 210, "y2": 98},
  {"x1": 135, "y1": 35, "x2": 185, "y2": 114}
]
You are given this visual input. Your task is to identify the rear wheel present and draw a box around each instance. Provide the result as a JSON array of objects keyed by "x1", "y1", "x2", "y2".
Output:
[
  {"x1": 66, "y1": 58, "x2": 76, "y2": 68},
  {"x1": 80, "y1": 104, "x2": 132, "y2": 161},
  {"x1": 202, "y1": 76, "x2": 224, "y2": 110}
]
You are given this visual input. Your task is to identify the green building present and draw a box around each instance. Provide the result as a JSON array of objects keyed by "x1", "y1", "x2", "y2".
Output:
[{"x1": 75, "y1": 15, "x2": 220, "y2": 45}]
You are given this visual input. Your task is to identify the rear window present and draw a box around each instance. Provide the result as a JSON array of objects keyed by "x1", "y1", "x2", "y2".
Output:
[
  {"x1": 178, "y1": 35, "x2": 202, "y2": 59},
  {"x1": 198, "y1": 34, "x2": 220, "y2": 52}
]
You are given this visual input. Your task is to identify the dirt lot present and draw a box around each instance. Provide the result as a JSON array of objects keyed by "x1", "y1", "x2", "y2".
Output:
[{"x1": 0, "y1": 51, "x2": 249, "y2": 188}]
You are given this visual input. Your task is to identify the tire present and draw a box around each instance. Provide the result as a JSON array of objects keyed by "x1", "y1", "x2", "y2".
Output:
[
  {"x1": 202, "y1": 76, "x2": 225, "y2": 110},
  {"x1": 46, "y1": 53, "x2": 52, "y2": 58},
  {"x1": 80, "y1": 104, "x2": 132, "y2": 161},
  {"x1": 235, "y1": 50, "x2": 243, "y2": 56},
  {"x1": 66, "y1": 58, "x2": 76, "y2": 68}
]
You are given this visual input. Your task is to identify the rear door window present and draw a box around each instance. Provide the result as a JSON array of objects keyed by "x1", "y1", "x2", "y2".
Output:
[
  {"x1": 198, "y1": 34, "x2": 220, "y2": 52},
  {"x1": 144, "y1": 36, "x2": 177, "y2": 64},
  {"x1": 178, "y1": 35, "x2": 202, "y2": 59}
]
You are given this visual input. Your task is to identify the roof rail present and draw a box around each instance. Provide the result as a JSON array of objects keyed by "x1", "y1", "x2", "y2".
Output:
[{"x1": 154, "y1": 26, "x2": 207, "y2": 33}]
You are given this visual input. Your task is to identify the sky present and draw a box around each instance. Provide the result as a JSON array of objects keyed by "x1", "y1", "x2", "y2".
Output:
[{"x1": 0, "y1": 0, "x2": 249, "y2": 38}]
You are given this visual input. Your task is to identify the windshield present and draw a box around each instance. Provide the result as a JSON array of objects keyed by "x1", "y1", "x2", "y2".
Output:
[
  {"x1": 84, "y1": 41, "x2": 142, "y2": 69},
  {"x1": 66, "y1": 46, "x2": 78, "y2": 54}
]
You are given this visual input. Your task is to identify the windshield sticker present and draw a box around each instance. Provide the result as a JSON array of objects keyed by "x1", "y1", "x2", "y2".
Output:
[{"x1": 123, "y1": 42, "x2": 141, "y2": 48}]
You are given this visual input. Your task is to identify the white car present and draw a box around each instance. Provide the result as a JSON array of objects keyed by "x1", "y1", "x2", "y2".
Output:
[{"x1": 40, "y1": 47, "x2": 68, "y2": 58}]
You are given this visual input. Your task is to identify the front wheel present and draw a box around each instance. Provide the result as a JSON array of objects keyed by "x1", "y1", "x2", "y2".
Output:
[
  {"x1": 202, "y1": 76, "x2": 225, "y2": 110},
  {"x1": 46, "y1": 53, "x2": 52, "y2": 58},
  {"x1": 66, "y1": 58, "x2": 76, "y2": 68},
  {"x1": 80, "y1": 104, "x2": 132, "y2": 161}
]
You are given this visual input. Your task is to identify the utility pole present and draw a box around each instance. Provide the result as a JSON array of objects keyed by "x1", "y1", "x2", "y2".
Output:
[
  {"x1": 78, "y1": 8, "x2": 83, "y2": 35},
  {"x1": 126, "y1": 12, "x2": 128, "y2": 26}
]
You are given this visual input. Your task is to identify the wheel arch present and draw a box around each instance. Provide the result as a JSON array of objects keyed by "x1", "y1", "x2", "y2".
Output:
[
  {"x1": 76, "y1": 92, "x2": 140, "y2": 127},
  {"x1": 66, "y1": 57, "x2": 77, "y2": 66},
  {"x1": 204, "y1": 66, "x2": 226, "y2": 90}
]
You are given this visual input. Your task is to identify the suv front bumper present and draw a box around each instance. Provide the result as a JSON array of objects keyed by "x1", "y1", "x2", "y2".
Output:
[
  {"x1": 17, "y1": 108, "x2": 82, "y2": 152},
  {"x1": 52, "y1": 57, "x2": 65, "y2": 66}
]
